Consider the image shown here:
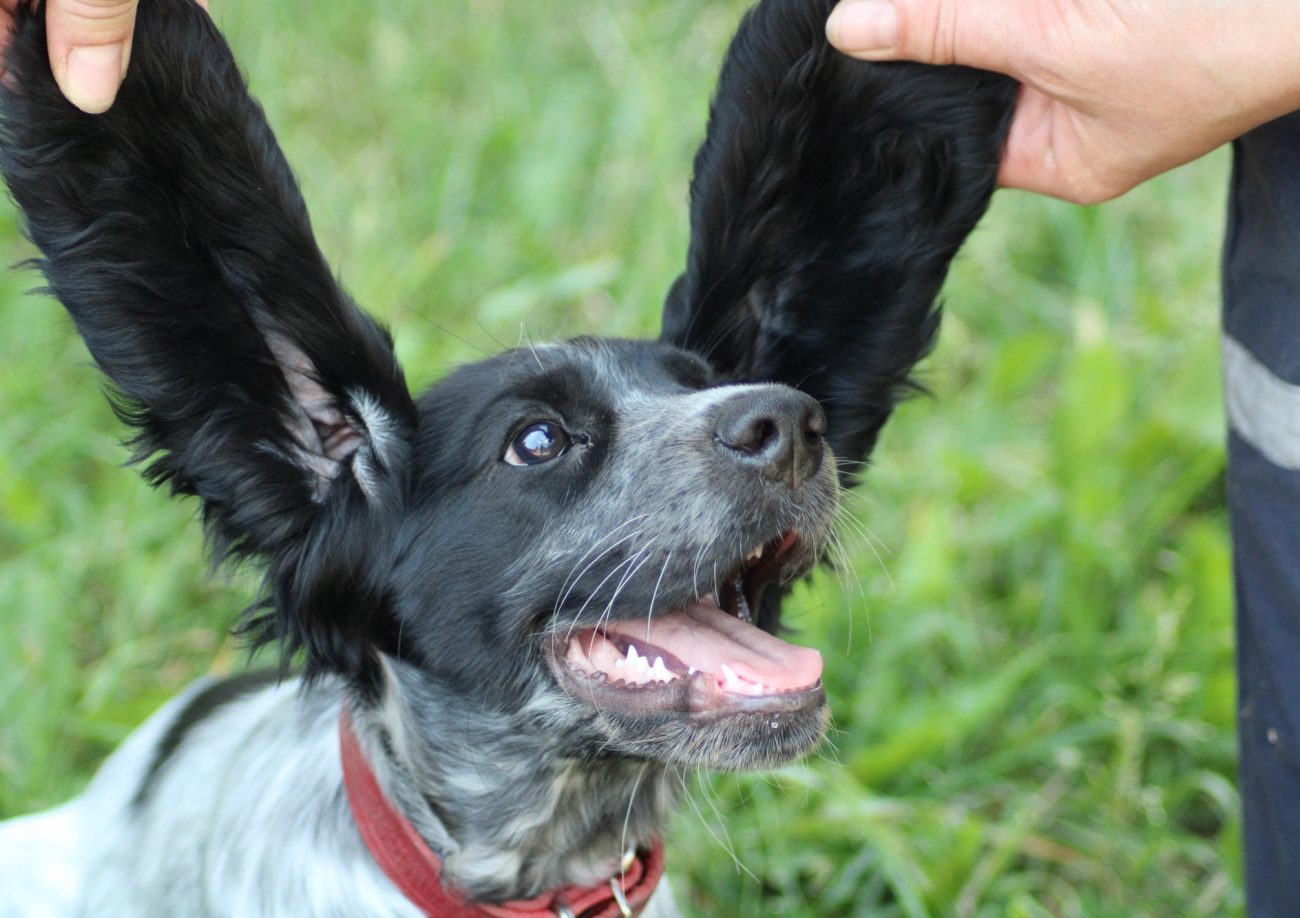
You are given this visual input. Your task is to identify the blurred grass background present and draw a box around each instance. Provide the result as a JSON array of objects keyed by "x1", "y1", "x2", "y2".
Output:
[{"x1": 0, "y1": 0, "x2": 1238, "y2": 914}]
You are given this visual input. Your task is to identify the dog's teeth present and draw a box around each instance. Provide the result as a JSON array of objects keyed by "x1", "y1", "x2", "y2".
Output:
[
  {"x1": 615, "y1": 645, "x2": 654, "y2": 683},
  {"x1": 606, "y1": 643, "x2": 678, "y2": 685},
  {"x1": 648, "y1": 656, "x2": 675, "y2": 682},
  {"x1": 736, "y1": 589, "x2": 753, "y2": 625},
  {"x1": 747, "y1": 544, "x2": 764, "y2": 563},
  {"x1": 717, "y1": 663, "x2": 771, "y2": 695},
  {"x1": 688, "y1": 666, "x2": 697, "y2": 676}
]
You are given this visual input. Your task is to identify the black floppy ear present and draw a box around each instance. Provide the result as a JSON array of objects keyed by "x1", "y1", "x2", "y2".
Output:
[
  {"x1": 0, "y1": 0, "x2": 415, "y2": 675},
  {"x1": 661, "y1": 0, "x2": 1015, "y2": 477}
]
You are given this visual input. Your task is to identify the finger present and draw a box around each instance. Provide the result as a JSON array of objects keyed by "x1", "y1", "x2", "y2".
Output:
[
  {"x1": 0, "y1": 7, "x2": 13, "y2": 83},
  {"x1": 826, "y1": 0, "x2": 1024, "y2": 73},
  {"x1": 0, "y1": 0, "x2": 18, "y2": 57},
  {"x1": 995, "y1": 86, "x2": 1060, "y2": 195},
  {"x1": 996, "y1": 89, "x2": 1128, "y2": 205},
  {"x1": 48, "y1": 0, "x2": 139, "y2": 113}
]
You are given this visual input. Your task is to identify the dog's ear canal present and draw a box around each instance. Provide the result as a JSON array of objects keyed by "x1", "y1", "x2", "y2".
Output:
[
  {"x1": 660, "y1": 0, "x2": 1016, "y2": 478},
  {"x1": 0, "y1": 0, "x2": 415, "y2": 674}
]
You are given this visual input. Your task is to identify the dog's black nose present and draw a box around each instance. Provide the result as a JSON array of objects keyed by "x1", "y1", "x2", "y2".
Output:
[{"x1": 714, "y1": 387, "x2": 826, "y2": 486}]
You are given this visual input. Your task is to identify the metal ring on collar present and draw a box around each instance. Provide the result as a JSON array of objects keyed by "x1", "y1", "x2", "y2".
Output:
[{"x1": 609, "y1": 877, "x2": 634, "y2": 917}]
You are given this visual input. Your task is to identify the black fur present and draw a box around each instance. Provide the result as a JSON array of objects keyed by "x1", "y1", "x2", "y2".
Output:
[
  {"x1": 0, "y1": 0, "x2": 1013, "y2": 682},
  {"x1": 663, "y1": 1, "x2": 1014, "y2": 465},
  {"x1": 0, "y1": 0, "x2": 1014, "y2": 906},
  {"x1": 1, "y1": 0, "x2": 414, "y2": 679}
]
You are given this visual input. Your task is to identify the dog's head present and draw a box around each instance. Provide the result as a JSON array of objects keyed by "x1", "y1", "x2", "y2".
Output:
[
  {"x1": 398, "y1": 338, "x2": 837, "y2": 769},
  {"x1": 0, "y1": 0, "x2": 1013, "y2": 771}
]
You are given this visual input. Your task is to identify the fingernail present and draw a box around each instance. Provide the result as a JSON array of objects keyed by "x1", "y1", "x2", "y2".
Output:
[
  {"x1": 65, "y1": 44, "x2": 125, "y2": 113},
  {"x1": 826, "y1": 0, "x2": 899, "y2": 54}
]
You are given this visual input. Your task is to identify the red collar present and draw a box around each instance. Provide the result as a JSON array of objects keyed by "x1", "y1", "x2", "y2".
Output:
[{"x1": 339, "y1": 706, "x2": 665, "y2": 917}]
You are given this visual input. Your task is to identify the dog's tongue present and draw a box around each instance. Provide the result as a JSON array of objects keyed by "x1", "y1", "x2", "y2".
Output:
[{"x1": 602, "y1": 602, "x2": 822, "y2": 691}]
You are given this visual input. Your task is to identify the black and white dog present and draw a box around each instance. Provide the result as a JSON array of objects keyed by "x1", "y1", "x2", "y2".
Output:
[{"x1": 0, "y1": 0, "x2": 1012, "y2": 914}]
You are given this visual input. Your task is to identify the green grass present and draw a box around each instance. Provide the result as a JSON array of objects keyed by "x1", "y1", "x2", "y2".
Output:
[{"x1": 0, "y1": 0, "x2": 1239, "y2": 914}]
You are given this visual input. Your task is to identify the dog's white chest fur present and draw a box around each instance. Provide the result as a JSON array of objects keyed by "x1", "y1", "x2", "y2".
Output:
[
  {"x1": 0, "y1": 678, "x2": 681, "y2": 917},
  {"x1": 0, "y1": 680, "x2": 412, "y2": 916}
]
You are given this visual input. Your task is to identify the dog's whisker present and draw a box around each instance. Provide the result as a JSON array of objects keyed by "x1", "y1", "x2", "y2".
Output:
[
  {"x1": 592, "y1": 539, "x2": 659, "y2": 642},
  {"x1": 611, "y1": 539, "x2": 658, "y2": 604},
  {"x1": 619, "y1": 763, "x2": 650, "y2": 887},
  {"x1": 565, "y1": 538, "x2": 651, "y2": 639},
  {"x1": 827, "y1": 529, "x2": 864, "y2": 592},
  {"x1": 839, "y1": 487, "x2": 883, "y2": 512},
  {"x1": 822, "y1": 532, "x2": 858, "y2": 653},
  {"x1": 644, "y1": 551, "x2": 674, "y2": 643},
  {"x1": 554, "y1": 518, "x2": 649, "y2": 625},
  {"x1": 833, "y1": 500, "x2": 883, "y2": 547},
  {"x1": 564, "y1": 539, "x2": 646, "y2": 645},
  {"x1": 690, "y1": 542, "x2": 709, "y2": 601},
  {"x1": 833, "y1": 502, "x2": 885, "y2": 555},
  {"x1": 562, "y1": 543, "x2": 637, "y2": 644},
  {"x1": 514, "y1": 321, "x2": 548, "y2": 373},
  {"x1": 396, "y1": 304, "x2": 493, "y2": 359},
  {"x1": 680, "y1": 769, "x2": 757, "y2": 883},
  {"x1": 813, "y1": 724, "x2": 844, "y2": 768},
  {"x1": 552, "y1": 514, "x2": 651, "y2": 615},
  {"x1": 834, "y1": 506, "x2": 893, "y2": 591}
]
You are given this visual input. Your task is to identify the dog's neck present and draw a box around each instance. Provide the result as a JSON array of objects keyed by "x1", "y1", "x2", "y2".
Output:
[{"x1": 349, "y1": 655, "x2": 680, "y2": 903}]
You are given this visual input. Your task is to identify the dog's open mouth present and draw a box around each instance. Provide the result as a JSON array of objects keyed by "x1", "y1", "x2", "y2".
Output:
[{"x1": 549, "y1": 530, "x2": 824, "y2": 718}]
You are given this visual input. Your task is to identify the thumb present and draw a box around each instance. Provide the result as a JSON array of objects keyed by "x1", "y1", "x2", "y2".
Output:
[
  {"x1": 826, "y1": 0, "x2": 1019, "y2": 73},
  {"x1": 48, "y1": 0, "x2": 139, "y2": 113}
]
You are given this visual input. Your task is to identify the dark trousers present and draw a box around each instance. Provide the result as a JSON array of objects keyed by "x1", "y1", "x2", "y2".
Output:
[{"x1": 1223, "y1": 111, "x2": 1300, "y2": 914}]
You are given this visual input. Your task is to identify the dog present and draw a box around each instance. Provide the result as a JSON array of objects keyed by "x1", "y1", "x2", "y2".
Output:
[{"x1": 0, "y1": 0, "x2": 1013, "y2": 913}]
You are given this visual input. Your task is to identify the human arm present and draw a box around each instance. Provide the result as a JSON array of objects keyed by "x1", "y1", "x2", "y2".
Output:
[{"x1": 826, "y1": 0, "x2": 1300, "y2": 203}]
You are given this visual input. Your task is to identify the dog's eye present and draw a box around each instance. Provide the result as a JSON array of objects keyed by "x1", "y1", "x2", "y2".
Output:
[{"x1": 504, "y1": 421, "x2": 570, "y2": 466}]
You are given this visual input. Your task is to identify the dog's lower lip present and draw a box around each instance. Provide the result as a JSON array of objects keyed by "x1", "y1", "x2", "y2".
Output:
[
  {"x1": 550, "y1": 644, "x2": 825, "y2": 719},
  {"x1": 548, "y1": 598, "x2": 824, "y2": 717}
]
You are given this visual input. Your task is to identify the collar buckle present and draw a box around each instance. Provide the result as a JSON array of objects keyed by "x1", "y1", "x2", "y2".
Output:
[{"x1": 608, "y1": 878, "x2": 634, "y2": 917}]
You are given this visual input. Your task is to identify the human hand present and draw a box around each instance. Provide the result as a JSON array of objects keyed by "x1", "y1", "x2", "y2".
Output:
[
  {"x1": 826, "y1": 0, "x2": 1300, "y2": 203},
  {"x1": 0, "y1": 0, "x2": 208, "y2": 114}
]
